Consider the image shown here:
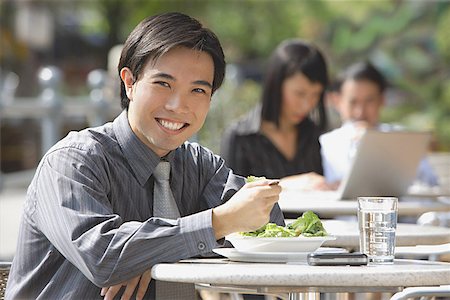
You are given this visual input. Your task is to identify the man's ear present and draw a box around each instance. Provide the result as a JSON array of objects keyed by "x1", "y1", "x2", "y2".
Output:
[{"x1": 120, "y1": 67, "x2": 134, "y2": 101}]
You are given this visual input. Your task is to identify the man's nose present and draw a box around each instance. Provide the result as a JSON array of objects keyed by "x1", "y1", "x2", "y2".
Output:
[
  {"x1": 165, "y1": 93, "x2": 189, "y2": 113},
  {"x1": 353, "y1": 105, "x2": 366, "y2": 120}
]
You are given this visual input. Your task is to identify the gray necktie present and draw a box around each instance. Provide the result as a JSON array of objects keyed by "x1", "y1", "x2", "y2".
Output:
[
  {"x1": 153, "y1": 161, "x2": 180, "y2": 219},
  {"x1": 152, "y1": 161, "x2": 195, "y2": 299}
]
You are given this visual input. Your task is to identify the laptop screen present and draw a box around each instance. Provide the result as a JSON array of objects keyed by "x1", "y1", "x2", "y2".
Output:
[{"x1": 337, "y1": 130, "x2": 431, "y2": 199}]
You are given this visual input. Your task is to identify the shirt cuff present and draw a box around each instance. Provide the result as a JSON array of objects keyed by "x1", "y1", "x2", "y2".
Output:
[{"x1": 180, "y1": 209, "x2": 219, "y2": 257}]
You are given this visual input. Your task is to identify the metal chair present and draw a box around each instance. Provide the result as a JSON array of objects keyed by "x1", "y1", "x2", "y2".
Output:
[
  {"x1": 0, "y1": 262, "x2": 12, "y2": 300},
  {"x1": 415, "y1": 152, "x2": 450, "y2": 229},
  {"x1": 390, "y1": 285, "x2": 450, "y2": 300},
  {"x1": 393, "y1": 244, "x2": 450, "y2": 299}
]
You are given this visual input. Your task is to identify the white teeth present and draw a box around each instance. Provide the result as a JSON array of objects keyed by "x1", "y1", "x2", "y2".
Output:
[{"x1": 159, "y1": 119, "x2": 184, "y2": 131}]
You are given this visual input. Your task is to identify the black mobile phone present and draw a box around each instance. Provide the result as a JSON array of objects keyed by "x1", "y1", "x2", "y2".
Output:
[{"x1": 307, "y1": 252, "x2": 368, "y2": 266}]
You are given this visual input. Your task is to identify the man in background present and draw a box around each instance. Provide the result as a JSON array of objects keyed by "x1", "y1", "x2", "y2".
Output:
[{"x1": 320, "y1": 61, "x2": 438, "y2": 187}]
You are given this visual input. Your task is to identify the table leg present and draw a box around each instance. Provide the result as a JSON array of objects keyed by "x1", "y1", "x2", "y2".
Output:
[
  {"x1": 288, "y1": 292, "x2": 320, "y2": 300},
  {"x1": 323, "y1": 293, "x2": 351, "y2": 300}
]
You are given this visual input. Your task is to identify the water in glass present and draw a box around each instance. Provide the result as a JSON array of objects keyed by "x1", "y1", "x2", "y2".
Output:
[{"x1": 358, "y1": 209, "x2": 397, "y2": 264}]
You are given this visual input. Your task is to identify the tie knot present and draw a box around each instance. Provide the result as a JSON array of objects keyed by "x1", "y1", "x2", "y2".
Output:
[{"x1": 153, "y1": 161, "x2": 170, "y2": 181}]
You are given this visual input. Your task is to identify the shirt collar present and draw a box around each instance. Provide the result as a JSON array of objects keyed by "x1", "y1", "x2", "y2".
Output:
[{"x1": 113, "y1": 110, "x2": 175, "y2": 186}]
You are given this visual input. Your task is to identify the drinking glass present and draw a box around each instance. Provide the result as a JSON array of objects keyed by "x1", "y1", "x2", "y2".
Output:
[{"x1": 358, "y1": 197, "x2": 398, "y2": 264}]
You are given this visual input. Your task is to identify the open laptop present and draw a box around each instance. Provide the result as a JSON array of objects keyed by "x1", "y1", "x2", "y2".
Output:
[
  {"x1": 335, "y1": 130, "x2": 432, "y2": 199},
  {"x1": 284, "y1": 130, "x2": 432, "y2": 201}
]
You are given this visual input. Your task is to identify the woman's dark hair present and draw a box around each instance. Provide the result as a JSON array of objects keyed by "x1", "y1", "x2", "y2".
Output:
[
  {"x1": 338, "y1": 61, "x2": 387, "y2": 93},
  {"x1": 118, "y1": 12, "x2": 226, "y2": 110},
  {"x1": 261, "y1": 39, "x2": 329, "y2": 132}
]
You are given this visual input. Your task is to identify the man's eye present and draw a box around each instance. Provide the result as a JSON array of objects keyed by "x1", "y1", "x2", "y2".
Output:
[
  {"x1": 193, "y1": 88, "x2": 206, "y2": 94},
  {"x1": 154, "y1": 81, "x2": 170, "y2": 88}
]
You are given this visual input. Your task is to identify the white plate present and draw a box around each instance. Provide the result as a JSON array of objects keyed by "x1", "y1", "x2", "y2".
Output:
[
  {"x1": 213, "y1": 247, "x2": 346, "y2": 263},
  {"x1": 226, "y1": 233, "x2": 336, "y2": 253}
]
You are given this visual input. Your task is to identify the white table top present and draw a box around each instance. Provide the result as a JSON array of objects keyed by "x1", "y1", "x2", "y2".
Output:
[
  {"x1": 278, "y1": 190, "x2": 450, "y2": 218},
  {"x1": 320, "y1": 220, "x2": 450, "y2": 249},
  {"x1": 152, "y1": 259, "x2": 450, "y2": 294}
]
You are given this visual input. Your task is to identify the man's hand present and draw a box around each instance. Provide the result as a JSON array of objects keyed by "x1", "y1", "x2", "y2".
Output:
[
  {"x1": 101, "y1": 269, "x2": 152, "y2": 300},
  {"x1": 212, "y1": 179, "x2": 281, "y2": 239}
]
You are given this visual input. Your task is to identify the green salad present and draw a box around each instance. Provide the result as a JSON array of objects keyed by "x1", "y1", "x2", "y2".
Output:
[
  {"x1": 246, "y1": 175, "x2": 266, "y2": 183},
  {"x1": 240, "y1": 211, "x2": 328, "y2": 237}
]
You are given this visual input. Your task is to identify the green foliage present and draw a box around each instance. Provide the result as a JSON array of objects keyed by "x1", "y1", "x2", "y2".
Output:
[
  {"x1": 436, "y1": 5, "x2": 450, "y2": 63},
  {"x1": 207, "y1": 1, "x2": 449, "y2": 150},
  {"x1": 6, "y1": 0, "x2": 448, "y2": 149},
  {"x1": 195, "y1": 1, "x2": 450, "y2": 150},
  {"x1": 202, "y1": 0, "x2": 301, "y2": 60}
]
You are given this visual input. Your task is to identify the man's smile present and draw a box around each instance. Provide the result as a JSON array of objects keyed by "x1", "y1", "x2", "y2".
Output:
[{"x1": 156, "y1": 118, "x2": 189, "y2": 132}]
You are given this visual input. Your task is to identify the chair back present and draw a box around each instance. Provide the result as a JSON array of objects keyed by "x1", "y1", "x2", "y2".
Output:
[
  {"x1": 0, "y1": 262, "x2": 12, "y2": 300},
  {"x1": 390, "y1": 285, "x2": 450, "y2": 300},
  {"x1": 428, "y1": 152, "x2": 450, "y2": 189}
]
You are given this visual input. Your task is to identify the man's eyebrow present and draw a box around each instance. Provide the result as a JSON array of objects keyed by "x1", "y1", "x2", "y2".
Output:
[
  {"x1": 151, "y1": 72, "x2": 212, "y2": 89},
  {"x1": 151, "y1": 72, "x2": 175, "y2": 80},
  {"x1": 193, "y1": 80, "x2": 213, "y2": 89}
]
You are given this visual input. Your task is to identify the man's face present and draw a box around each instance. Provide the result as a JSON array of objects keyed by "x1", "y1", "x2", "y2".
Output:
[
  {"x1": 337, "y1": 79, "x2": 384, "y2": 127},
  {"x1": 121, "y1": 46, "x2": 214, "y2": 157}
]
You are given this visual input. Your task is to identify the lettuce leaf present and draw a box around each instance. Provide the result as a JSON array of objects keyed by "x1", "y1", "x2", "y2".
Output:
[
  {"x1": 245, "y1": 175, "x2": 266, "y2": 183},
  {"x1": 239, "y1": 211, "x2": 327, "y2": 237},
  {"x1": 286, "y1": 211, "x2": 328, "y2": 237}
]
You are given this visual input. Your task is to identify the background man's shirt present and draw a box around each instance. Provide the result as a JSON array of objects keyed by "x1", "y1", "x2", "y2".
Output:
[{"x1": 320, "y1": 121, "x2": 438, "y2": 186}]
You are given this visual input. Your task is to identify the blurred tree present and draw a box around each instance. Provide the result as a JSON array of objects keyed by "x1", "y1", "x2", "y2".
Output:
[
  {"x1": 107, "y1": 0, "x2": 450, "y2": 151},
  {"x1": 1, "y1": 0, "x2": 449, "y2": 152}
]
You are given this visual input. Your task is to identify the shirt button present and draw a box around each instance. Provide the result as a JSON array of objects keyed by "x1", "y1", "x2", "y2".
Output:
[{"x1": 197, "y1": 242, "x2": 206, "y2": 251}]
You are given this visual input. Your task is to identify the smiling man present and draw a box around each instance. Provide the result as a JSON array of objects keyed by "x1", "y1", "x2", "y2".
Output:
[{"x1": 6, "y1": 12, "x2": 284, "y2": 300}]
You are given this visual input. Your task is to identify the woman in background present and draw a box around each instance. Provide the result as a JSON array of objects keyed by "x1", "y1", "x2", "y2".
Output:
[{"x1": 221, "y1": 39, "x2": 333, "y2": 190}]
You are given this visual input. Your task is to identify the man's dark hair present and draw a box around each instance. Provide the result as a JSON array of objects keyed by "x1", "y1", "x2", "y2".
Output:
[
  {"x1": 261, "y1": 39, "x2": 329, "y2": 132},
  {"x1": 118, "y1": 12, "x2": 226, "y2": 110},
  {"x1": 338, "y1": 61, "x2": 387, "y2": 93}
]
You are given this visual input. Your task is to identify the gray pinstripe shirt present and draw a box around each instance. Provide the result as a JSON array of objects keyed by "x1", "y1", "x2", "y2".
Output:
[{"x1": 6, "y1": 111, "x2": 285, "y2": 299}]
